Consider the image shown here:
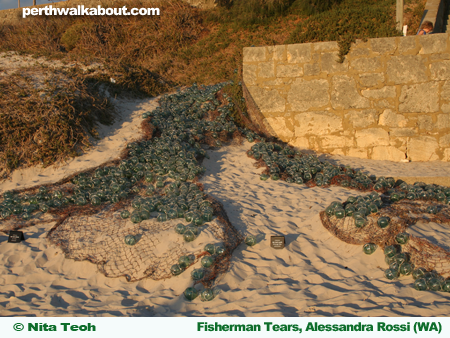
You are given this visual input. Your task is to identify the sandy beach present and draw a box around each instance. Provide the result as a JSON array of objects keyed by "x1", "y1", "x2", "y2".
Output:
[{"x1": 1, "y1": 89, "x2": 450, "y2": 317}]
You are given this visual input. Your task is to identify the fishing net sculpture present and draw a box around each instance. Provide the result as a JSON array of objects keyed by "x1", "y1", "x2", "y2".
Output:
[
  {"x1": 242, "y1": 133, "x2": 450, "y2": 292},
  {"x1": 320, "y1": 185, "x2": 450, "y2": 292},
  {"x1": 2, "y1": 80, "x2": 450, "y2": 296},
  {"x1": 45, "y1": 194, "x2": 239, "y2": 284},
  {"x1": 0, "y1": 83, "x2": 245, "y2": 297},
  {"x1": 235, "y1": 98, "x2": 450, "y2": 292}
]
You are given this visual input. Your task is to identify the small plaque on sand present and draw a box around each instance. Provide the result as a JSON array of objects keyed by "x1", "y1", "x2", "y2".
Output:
[
  {"x1": 270, "y1": 236, "x2": 285, "y2": 249},
  {"x1": 8, "y1": 231, "x2": 25, "y2": 243}
]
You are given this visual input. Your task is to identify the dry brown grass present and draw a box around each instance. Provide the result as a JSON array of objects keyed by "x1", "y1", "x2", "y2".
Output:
[
  {"x1": 0, "y1": 0, "x2": 422, "y2": 87},
  {"x1": 0, "y1": 0, "x2": 302, "y2": 89}
]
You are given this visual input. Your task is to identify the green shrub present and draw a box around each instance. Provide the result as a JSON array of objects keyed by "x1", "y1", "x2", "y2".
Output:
[
  {"x1": 60, "y1": 23, "x2": 86, "y2": 51},
  {"x1": 222, "y1": 72, "x2": 247, "y2": 128},
  {"x1": 286, "y1": 0, "x2": 402, "y2": 61},
  {"x1": 291, "y1": 0, "x2": 342, "y2": 15},
  {"x1": 210, "y1": 0, "x2": 296, "y2": 27}
]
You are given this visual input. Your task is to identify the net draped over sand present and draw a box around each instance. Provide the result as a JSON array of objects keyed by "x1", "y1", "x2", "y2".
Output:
[
  {"x1": 321, "y1": 198, "x2": 450, "y2": 277},
  {"x1": 46, "y1": 196, "x2": 241, "y2": 284}
]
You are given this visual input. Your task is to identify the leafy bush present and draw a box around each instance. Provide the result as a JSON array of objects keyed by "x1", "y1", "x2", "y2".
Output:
[
  {"x1": 286, "y1": 0, "x2": 402, "y2": 61},
  {"x1": 291, "y1": 0, "x2": 342, "y2": 15},
  {"x1": 210, "y1": 0, "x2": 296, "y2": 27},
  {"x1": 60, "y1": 23, "x2": 86, "y2": 51}
]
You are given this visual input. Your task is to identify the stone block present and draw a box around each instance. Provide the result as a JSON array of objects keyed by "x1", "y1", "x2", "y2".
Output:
[
  {"x1": 398, "y1": 36, "x2": 417, "y2": 54},
  {"x1": 375, "y1": 99, "x2": 394, "y2": 109},
  {"x1": 361, "y1": 86, "x2": 396, "y2": 99},
  {"x1": 331, "y1": 75, "x2": 370, "y2": 109},
  {"x1": 440, "y1": 134, "x2": 450, "y2": 147},
  {"x1": 430, "y1": 61, "x2": 450, "y2": 80},
  {"x1": 313, "y1": 41, "x2": 339, "y2": 52},
  {"x1": 287, "y1": 44, "x2": 312, "y2": 64},
  {"x1": 378, "y1": 109, "x2": 408, "y2": 127},
  {"x1": 258, "y1": 61, "x2": 275, "y2": 78},
  {"x1": 266, "y1": 78, "x2": 292, "y2": 86},
  {"x1": 276, "y1": 64, "x2": 303, "y2": 77},
  {"x1": 441, "y1": 81, "x2": 450, "y2": 100},
  {"x1": 304, "y1": 63, "x2": 321, "y2": 76},
  {"x1": 444, "y1": 148, "x2": 450, "y2": 161},
  {"x1": 258, "y1": 79, "x2": 282, "y2": 86},
  {"x1": 437, "y1": 114, "x2": 450, "y2": 128},
  {"x1": 386, "y1": 55, "x2": 428, "y2": 84},
  {"x1": 407, "y1": 136, "x2": 439, "y2": 161},
  {"x1": 430, "y1": 53, "x2": 450, "y2": 60},
  {"x1": 399, "y1": 83, "x2": 439, "y2": 113},
  {"x1": 418, "y1": 115, "x2": 434, "y2": 131},
  {"x1": 419, "y1": 34, "x2": 448, "y2": 54},
  {"x1": 263, "y1": 117, "x2": 294, "y2": 140},
  {"x1": 390, "y1": 137, "x2": 407, "y2": 151},
  {"x1": 243, "y1": 47, "x2": 266, "y2": 62},
  {"x1": 243, "y1": 64, "x2": 257, "y2": 85},
  {"x1": 320, "y1": 135, "x2": 352, "y2": 148},
  {"x1": 294, "y1": 111, "x2": 342, "y2": 136},
  {"x1": 355, "y1": 128, "x2": 390, "y2": 147},
  {"x1": 345, "y1": 109, "x2": 377, "y2": 128},
  {"x1": 288, "y1": 78, "x2": 329, "y2": 111},
  {"x1": 372, "y1": 146, "x2": 406, "y2": 161},
  {"x1": 348, "y1": 48, "x2": 370, "y2": 58},
  {"x1": 359, "y1": 73, "x2": 384, "y2": 87},
  {"x1": 321, "y1": 52, "x2": 348, "y2": 73},
  {"x1": 330, "y1": 149, "x2": 345, "y2": 155},
  {"x1": 247, "y1": 86, "x2": 285, "y2": 113},
  {"x1": 273, "y1": 45, "x2": 286, "y2": 61},
  {"x1": 348, "y1": 148, "x2": 368, "y2": 159},
  {"x1": 370, "y1": 37, "x2": 397, "y2": 54},
  {"x1": 390, "y1": 128, "x2": 418, "y2": 137},
  {"x1": 350, "y1": 57, "x2": 382, "y2": 72},
  {"x1": 290, "y1": 137, "x2": 310, "y2": 149},
  {"x1": 442, "y1": 103, "x2": 450, "y2": 113}
]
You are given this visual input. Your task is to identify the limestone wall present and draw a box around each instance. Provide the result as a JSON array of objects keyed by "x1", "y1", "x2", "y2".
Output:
[
  {"x1": 243, "y1": 34, "x2": 450, "y2": 162},
  {"x1": 0, "y1": 0, "x2": 215, "y2": 25}
]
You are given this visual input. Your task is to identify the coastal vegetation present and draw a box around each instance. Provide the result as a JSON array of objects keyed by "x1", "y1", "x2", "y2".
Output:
[{"x1": 0, "y1": 0, "x2": 425, "y2": 172}]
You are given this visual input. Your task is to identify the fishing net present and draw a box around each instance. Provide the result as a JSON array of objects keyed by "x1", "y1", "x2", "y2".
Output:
[
  {"x1": 0, "y1": 82, "x2": 245, "y2": 288},
  {"x1": 1, "y1": 175, "x2": 242, "y2": 286},
  {"x1": 321, "y1": 197, "x2": 450, "y2": 277},
  {"x1": 45, "y1": 195, "x2": 241, "y2": 284},
  {"x1": 240, "y1": 80, "x2": 450, "y2": 287},
  {"x1": 2, "y1": 79, "x2": 450, "y2": 294}
]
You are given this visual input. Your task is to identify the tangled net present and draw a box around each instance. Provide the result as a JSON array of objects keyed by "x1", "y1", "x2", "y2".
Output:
[
  {"x1": 321, "y1": 197, "x2": 450, "y2": 271},
  {"x1": 45, "y1": 195, "x2": 240, "y2": 284},
  {"x1": 320, "y1": 186, "x2": 450, "y2": 291}
]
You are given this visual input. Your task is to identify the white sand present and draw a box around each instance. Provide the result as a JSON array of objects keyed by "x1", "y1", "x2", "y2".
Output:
[
  {"x1": 2, "y1": 95, "x2": 450, "y2": 316},
  {"x1": 0, "y1": 51, "x2": 104, "y2": 77}
]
